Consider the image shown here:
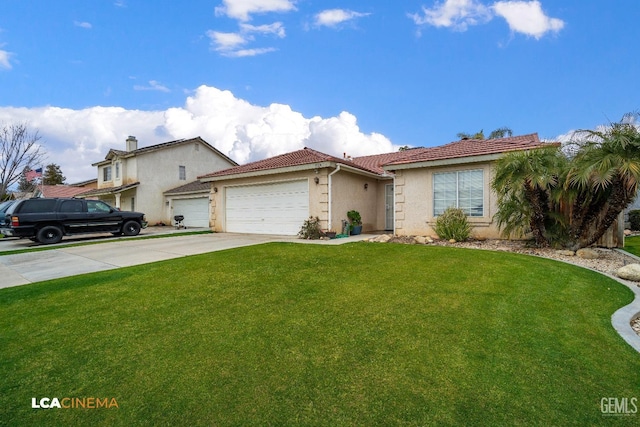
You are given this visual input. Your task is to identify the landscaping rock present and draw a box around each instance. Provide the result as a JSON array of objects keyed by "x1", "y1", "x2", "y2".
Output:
[
  {"x1": 576, "y1": 248, "x2": 600, "y2": 259},
  {"x1": 373, "y1": 234, "x2": 392, "y2": 243},
  {"x1": 414, "y1": 236, "x2": 427, "y2": 244},
  {"x1": 617, "y1": 264, "x2": 640, "y2": 281},
  {"x1": 426, "y1": 237, "x2": 434, "y2": 243},
  {"x1": 556, "y1": 250, "x2": 575, "y2": 257},
  {"x1": 449, "y1": 239, "x2": 457, "y2": 243},
  {"x1": 625, "y1": 229, "x2": 632, "y2": 236}
]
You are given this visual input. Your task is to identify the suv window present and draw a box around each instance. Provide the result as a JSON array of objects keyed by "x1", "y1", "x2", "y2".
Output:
[
  {"x1": 87, "y1": 200, "x2": 112, "y2": 213},
  {"x1": 60, "y1": 200, "x2": 85, "y2": 213},
  {"x1": 16, "y1": 199, "x2": 57, "y2": 213}
]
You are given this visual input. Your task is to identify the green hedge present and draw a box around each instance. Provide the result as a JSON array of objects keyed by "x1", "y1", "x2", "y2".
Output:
[{"x1": 629, "y1": 209, "x2": 640, "y2": 231}]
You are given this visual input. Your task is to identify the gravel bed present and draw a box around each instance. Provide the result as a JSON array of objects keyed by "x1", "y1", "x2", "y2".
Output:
[{"x1": 380, "y1": 236, "x2": 640, "y2": 336}]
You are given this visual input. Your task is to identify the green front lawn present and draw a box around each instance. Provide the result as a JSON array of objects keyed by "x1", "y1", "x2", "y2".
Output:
[
  {"x1": 623, "y1": 236, "x2": 640, "y2": 257},
  {"x1": 1, "y1": 243, "x2": 638, "y2": 426}
]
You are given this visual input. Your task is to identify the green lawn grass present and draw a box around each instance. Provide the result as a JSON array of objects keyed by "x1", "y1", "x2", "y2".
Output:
[
  {"x1": 623, "y1": 236, "x2": 640, "y2": 257},
  {"x1": 1, "y1": 243, "x2": 638, "y2": 426}
]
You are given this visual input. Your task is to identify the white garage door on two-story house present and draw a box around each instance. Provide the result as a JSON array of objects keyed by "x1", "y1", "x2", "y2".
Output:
[{"x1": 78, "y1": 136, "x2": 237, "y2": 225}]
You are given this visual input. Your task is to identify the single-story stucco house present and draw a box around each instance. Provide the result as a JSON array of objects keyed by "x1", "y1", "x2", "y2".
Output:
[{"x1": 198, "y1": 133, "x2": 555, "y2": 239}]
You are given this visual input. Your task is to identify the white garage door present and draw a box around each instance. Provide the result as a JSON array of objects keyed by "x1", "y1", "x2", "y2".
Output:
[
  {"x1": 225, "y1": 180, "x2": 309, "y2": 235},
  {"x1": 172, "y1": 197, "x2": 210, "y2": 228}
]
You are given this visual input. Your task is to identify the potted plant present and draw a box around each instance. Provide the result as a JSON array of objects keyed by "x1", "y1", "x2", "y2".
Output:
[{"x1": 347, "y1": 210, "x2": 362, "y2": 235}]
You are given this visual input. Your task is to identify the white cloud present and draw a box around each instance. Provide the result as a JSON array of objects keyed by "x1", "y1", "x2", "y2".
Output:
[
  {"x1": 314, "y1": 9, "x2": 371, "y2": 28},
  {"x1": 225, "y1": 47, "x2": 277, "y2": 57},
  {"x1": 207, "y1": 23, "x2": 283, "y2": 57},
  {"x1": 0, "y1": 49, "x2": 12, "y2": 70},
  {"x1": 0, "y1": 85, "x2": 397, "y2": 182},
  {"x1": 240, "y1": 22, "x2": 285, "y2": 38},
  {"x1": 410, "y1": 0, "x2": 492, "y2": 31},
  {"x1": 411, "y1": 0, "x2": 564, "y2": 38},
  {"x1": 207, "y1": 31, "x2": 249, "y2": 52},
  {"x1": 74, "y1": 21, "x2": 92, "y2": 29},
  {"x1": 215, "y1": 0, "x2": 297, "y2": 22},
  {"x1": 492, "y1": 1, "x2": 564, "y2": 39},
  {"x1": 133, "y1": 80, "x2": 170, "y2": 92}
]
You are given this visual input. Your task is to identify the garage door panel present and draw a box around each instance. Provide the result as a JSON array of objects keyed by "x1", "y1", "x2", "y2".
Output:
[
  {"x1": 225, "y1": 180, "x2": 309, "y2": 235},
  {"x1": 172, "y1": 198, "x2": 209, "y2": 228}
]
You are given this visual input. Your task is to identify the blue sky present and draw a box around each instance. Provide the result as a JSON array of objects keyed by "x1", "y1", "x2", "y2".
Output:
[{"x1": 0, "y1": 0, "x2": 638, "y2": 182}]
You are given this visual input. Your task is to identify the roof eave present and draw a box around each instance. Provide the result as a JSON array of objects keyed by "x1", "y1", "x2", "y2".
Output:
[
  {"x1": 199, "y1": 162, "x2": 337, "y2": 182},
  {"x1": 383, "y1": 153, "x2": 504, "y2": 171},
  {"x1": 200, "y1": 161, "x2": 385, "y2": 182}
]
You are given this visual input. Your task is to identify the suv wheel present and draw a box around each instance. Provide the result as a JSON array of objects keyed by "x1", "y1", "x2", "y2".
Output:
[
  {"x1": 122, "y1": 221, "x2": 141, "y2": 236},
  {"x1": 37, "y1": 226, "x2": 63, "y2": 244}
]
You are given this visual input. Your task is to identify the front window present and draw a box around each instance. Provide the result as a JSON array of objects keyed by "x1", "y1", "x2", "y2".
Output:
[
  {"x1": 103, "y1": 166, "x2": 112, "y2": 182},
  {"x1": 87, "y1": 200, "x2": 112, "y2": 213},
  {"x1": 433, "y1": 169, "x2": 483, "y2": 217},
  {"x1": 179, "y1": 165, "x2": 186, "y2": 180}
]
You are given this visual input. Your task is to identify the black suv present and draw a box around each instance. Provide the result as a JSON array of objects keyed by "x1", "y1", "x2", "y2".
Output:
[{"x1": 1, "y1": 198, "x2": 146, "y2": 244}]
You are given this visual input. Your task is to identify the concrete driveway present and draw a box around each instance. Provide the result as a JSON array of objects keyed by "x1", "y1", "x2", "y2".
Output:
[
  {"x1": 0, "y1": 231, "x2": 372, "y2": 289},
  {"x1": 0, "y1": 233, "x2": 286, "y2": 288}
]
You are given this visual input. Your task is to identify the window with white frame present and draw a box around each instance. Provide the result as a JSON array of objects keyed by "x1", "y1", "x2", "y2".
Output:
[
  {"x1": 115, "y1": 162, "x2": 120, "y2": 179},
  {"x1": 433, "y1": 169, "x2": 483, "y2": 217},
  {"x1": 179, "y1": 165, "x2": 186, "y2": 180},
  {"x1": 103, "y1": 166, "x2": 112, "y2": 182}
]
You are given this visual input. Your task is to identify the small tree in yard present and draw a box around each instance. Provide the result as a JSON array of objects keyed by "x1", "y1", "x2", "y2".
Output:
[
  {"x1": 492, "y1": 112, "x2": 640, "y2": 249},
  {"x1": 0, "y1": 122, "x2": 46, "y2": 199},
  {"x1": 492, "y1": 145, "x2": 567, "y2": 247},
  {"x1": 564, "y1": 112, "x2": 640, "y2": 249}
]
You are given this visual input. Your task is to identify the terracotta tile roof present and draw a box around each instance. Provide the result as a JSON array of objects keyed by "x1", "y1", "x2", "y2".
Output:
[
  {"x1": 39, "y1": 185, "x2": 90, "y2": 198},
  {"x1": 198, "y1": 134, "x2": 553, "y2": 180},
  {"x1": 76, "y1": 182, "x2": 140, "y2": 197},
  {"x1": 384, "y1": 133, "x2": 549, "y2": 167},
  {"x1": 97, "y1": 137, "x2": 237, "y2": 166},
  {"x1": 164, "y1": 180, "x2": 210, "y2": 195},
  {"x1": 199, "y1": 147, "x2": 378, "y2": 179},
  {"x1": 351, "y1": 148, "x2": 431, "y2": 175}
]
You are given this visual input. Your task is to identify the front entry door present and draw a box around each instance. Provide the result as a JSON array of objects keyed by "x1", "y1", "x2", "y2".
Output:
[{"x1": 385, "y1": 184, "x2": 394, "y2": 231}]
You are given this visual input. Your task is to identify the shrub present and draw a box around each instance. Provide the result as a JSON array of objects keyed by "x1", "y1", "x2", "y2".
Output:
[
  {"x1": 347, "y1": 210, "x2": 362, "y2": 225},
  {"x1": 630, "y1": 210, "x2": 640, "y2": 231},
  {"x1": 434, "y1": 207, "x2": 472, "y2": 241},
  {"x1": 298, "y1": 216, "x2": 323, "y2": 240}
]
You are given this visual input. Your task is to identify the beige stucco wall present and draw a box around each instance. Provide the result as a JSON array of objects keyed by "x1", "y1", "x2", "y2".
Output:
[
  {"x1": 395, "y1": 161, "x2": 501, "y2": 239},
  {"x1": 208, "y1": 167, "x2": 388, "y2": 234},
  {"x1": 330, "y1": 171, "x2": 388, "y2": 233},
  {"x1": 94, "y1": 141, "x2": 234, "y2": 224},
  {"x1": 209, "y1": 169, "x2": 330, "y2": 233}
]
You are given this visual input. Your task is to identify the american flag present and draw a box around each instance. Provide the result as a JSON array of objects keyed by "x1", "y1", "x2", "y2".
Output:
[{"x1": 25, "y1": 167, "x2": 42, "y2": 182}]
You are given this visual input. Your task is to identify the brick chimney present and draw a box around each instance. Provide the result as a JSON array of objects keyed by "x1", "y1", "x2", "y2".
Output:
[{"x1": 126, "y1": 136, "x2": 138, "y2": 152}]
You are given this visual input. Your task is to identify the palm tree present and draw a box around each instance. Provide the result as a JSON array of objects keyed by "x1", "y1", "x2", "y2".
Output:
[
  {"x1": 565, "y1": 112, "x2": 640, "y2": 249},
  {"x1": 492, "y1": 145, "x2": 566, "y2": 246},
  {"x1": 457, "y1": 127, "x2": 513, "y2": 140}
]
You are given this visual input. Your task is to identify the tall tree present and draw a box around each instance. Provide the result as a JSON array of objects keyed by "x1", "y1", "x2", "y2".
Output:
[
  {"x1": 0, "y1": 122, "x2": 46, "y2": 199},
  {"x1": 457, "y1": 127, "x2": 513, "y2": 140},
  {"x1": 17, "y1": 166, "x2": 37, "y2": 192},
  {"x1": 42, "y1": 163, "x2": 66, "y2": 185}
]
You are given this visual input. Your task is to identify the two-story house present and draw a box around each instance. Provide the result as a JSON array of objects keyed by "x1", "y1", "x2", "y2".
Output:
[{"x1": 78, "y1": 136, "x2": 237, "y2": 226}]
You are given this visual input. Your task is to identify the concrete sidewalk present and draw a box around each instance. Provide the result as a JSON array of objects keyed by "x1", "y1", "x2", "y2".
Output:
[{"x1": 0, "y1": 232, "x2": 372, "y2": 289}]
